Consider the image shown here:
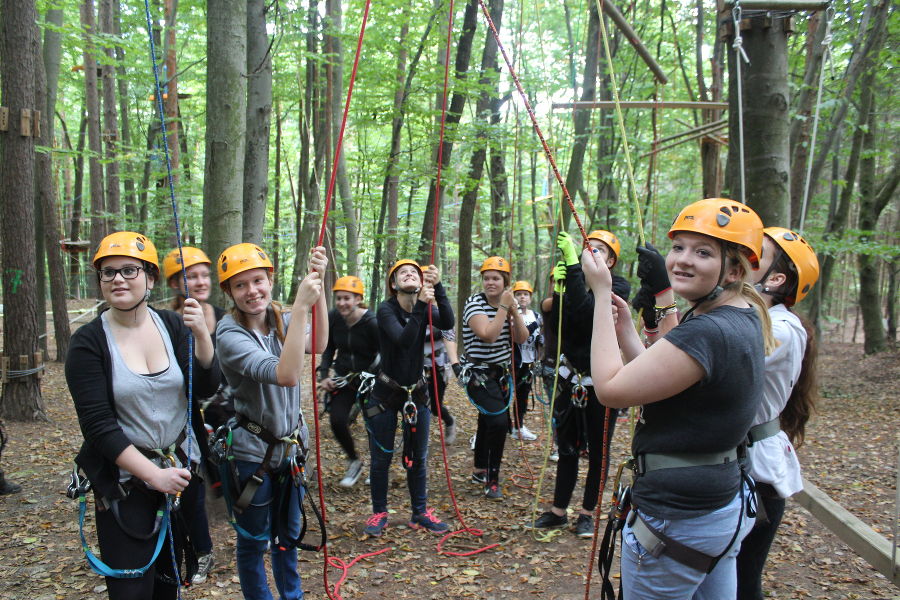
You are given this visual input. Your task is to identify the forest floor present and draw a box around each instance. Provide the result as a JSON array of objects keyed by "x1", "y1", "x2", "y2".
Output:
[{"x1": 0, "y1": 306, "x2": 897, "y2": 599}]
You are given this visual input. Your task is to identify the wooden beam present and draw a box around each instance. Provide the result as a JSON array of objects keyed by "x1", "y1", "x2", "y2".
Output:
[
  {"x1": 724, "y1": 0, "x2": 829, "y2": 10},
  {"x1": 601, "y1": 0, "x2": 668, "y2": 85},
  {"x1": 553, "y1": 101, "x2": 729, "y2": 111},
  {"x1": 793, "y1": 478, "x2": 900, "y2": 586}
]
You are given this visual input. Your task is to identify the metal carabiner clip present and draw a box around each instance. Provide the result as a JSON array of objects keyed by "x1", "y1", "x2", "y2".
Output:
[
  {"x1": 571, "y1": 383, "x2": 588, "y2": 408},
  {"x1": 403, "y1": 396, "x2": 418, "y2": 426}
]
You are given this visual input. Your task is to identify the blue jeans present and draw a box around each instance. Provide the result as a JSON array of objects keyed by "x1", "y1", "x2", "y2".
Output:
[
  {"x1": 366, "y1": 391, "x2": 431, "y2": 515},
  {"x1": 233, "y1": 459, "x2": 303, "y2": 600},
  {"x1": 621, "y1": 484, "x2": 754, "y2": 600}
]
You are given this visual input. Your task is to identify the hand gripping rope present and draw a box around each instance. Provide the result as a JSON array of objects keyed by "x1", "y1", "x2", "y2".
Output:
[
  {"x1": 475, "y1": 5, "x2": 619, "y2": 597},
  {"x1": 307, "y1": 2, "x2": 392, "y2": 599},
  {"x1": 426, "y1": 0, "x2": 500, "y2": 559}
]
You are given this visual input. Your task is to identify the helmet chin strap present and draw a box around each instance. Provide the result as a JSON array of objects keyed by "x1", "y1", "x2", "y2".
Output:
[
  {"x1": 753, "y1": 247, "x2": 783, "y2": 297},
  {"x1": 113, "y1": 272, "x2": 152, "y2": 315}
]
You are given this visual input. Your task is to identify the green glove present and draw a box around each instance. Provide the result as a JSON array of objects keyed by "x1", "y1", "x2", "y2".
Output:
[
  {"x1": 557, "y1": 231, "x2": 579, "y2": 267},
  {"x1": 552, "y1": 260, "x2": 567, "y2": 293}
]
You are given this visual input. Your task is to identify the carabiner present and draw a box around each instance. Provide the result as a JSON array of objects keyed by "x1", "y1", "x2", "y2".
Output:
[{"x1": 403, "y1": 397, "x2": 418, "y2": 425}]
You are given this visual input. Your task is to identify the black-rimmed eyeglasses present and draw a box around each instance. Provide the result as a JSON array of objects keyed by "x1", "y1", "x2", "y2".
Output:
[{"x1": 98, "y1": 266, "x2": 144, "y2": 282}]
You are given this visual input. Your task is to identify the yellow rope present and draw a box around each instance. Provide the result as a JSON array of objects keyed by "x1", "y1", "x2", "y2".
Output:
[{"x1": 592, "y1": 0, "x2": 647, "y2": 246}]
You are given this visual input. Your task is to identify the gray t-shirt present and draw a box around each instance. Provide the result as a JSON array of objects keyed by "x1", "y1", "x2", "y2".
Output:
[
  {"x1": 102, "y1": 310, "x2": 199, "y2": 478},
  {"x1": 631, "y1": 306, "x2": 763, "y2": 519},
  {"x1": 216, "y1": 311, "x2": 309, "y2": 468}
]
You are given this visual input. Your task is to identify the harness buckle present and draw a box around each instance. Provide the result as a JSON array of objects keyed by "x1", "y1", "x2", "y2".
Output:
[{"x1": 67, "y1": 467, "x2": 92, "y2": 499}]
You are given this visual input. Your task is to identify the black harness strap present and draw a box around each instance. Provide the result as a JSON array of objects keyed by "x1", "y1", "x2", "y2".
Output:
[{"x1": 232, "y1": 414, "x2": 288, "y2": 513}]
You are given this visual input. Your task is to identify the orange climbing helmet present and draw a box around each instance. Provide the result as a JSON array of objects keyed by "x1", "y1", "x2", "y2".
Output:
[
  {"x1": 386, "y1": 259, "x2": 422, "y2": 296},
  {"x1": 217, "y1": 243, "x2": 273, "y2": 289},
  {"x1": 763, "y1": 227, "x2": 819, "y2": 306},
  {"x1": 334, "y1": 275, "x2": 365, "y2": 296},
  {"x1": 587, "y1": 230, "x2": 622, "y2": 265},
  {"x1": 163, "y1": 246, "x2": 212, "y2": 281},
  {"x1": 93, "y1": 231, "x2": 159, "y2": 274},
  {"x1": 512, "y1": 280, "x2": 533, "y2": 294},
  {"x1": 668, "y1": 198, "x2": 764, "y2": 268},
  {"x1": 479, "y1": 256, "x2": 511, "y2": 274}
]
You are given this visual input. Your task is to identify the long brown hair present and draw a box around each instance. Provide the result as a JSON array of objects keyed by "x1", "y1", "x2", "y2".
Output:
[{"x1": 726, "y1": 246, "x2": 777, "y2": 355}]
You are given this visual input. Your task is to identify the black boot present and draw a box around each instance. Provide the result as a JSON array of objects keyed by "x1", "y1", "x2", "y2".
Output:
[{"x1": 0, "y1": 470, "x2": 22, "y2": 495}]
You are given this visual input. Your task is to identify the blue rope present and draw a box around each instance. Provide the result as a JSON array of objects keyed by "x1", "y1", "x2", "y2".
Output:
[
  {"x1": 165, "y1": 496, "x2": 183, "y2": 598},
  {"x1": 141, "y1": 3, "x2": 193, "y2": 595},
  {"x1": 465, "y1": 373, "x2": 515, "y2": 416}
]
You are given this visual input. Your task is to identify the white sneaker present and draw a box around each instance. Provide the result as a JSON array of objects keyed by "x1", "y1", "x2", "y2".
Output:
[
  {"x1": 518, "y1": 426, "x2": 538, "y2": 441},
  {"x1": 192, "y1": 551, "x2": 214, "y2": 585},
  {"x1": 444, "y1": 422, "x2": 458, "y2": 445},
  {"x1": 549, "y1": 449, "x2": 559, "y2": 462},
  {"x1": 339, "y1": 459, "x2": 363, "y2": 488},
  {"x1": 469, "y1": 433, "x2": 477, "y2": 450}
]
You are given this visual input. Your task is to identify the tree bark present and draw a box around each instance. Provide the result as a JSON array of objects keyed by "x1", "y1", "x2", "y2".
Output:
[
  {"x1": 415, "y1": 0, "x2": 480, "y2": 263},
  {"x1": 857, "y1": 98, "x2": 899, "y2": 355},
  {"x1": 488, "y1": 96, "x2": 509, "y2": 255},
  {"x1": 1, "y1": 0, "x2": 47, "y2": 420},
  {"x1": 204, "y1": 0, "x2": 247, "y2": 305},
  {"x1": 698, "y1": 0, "x2": 723, "y2": 198},
  {"x1": 100, "y1": 0, "x2": 120, "y2": 224},
  {"x1": 37, "y1": 8, "x2": 71, "y2": 361},
  {"x1": 243, "y1": 0, "x2": 272, "y2": 244},
  {"x1": 725, "y1": 15, "x2": 791, "y2": 225},
  {"x1": 81, "y1": 0, "x2": 106, "y2": 298},
  {"x1": 561, "y1": 0, "x2": 599, "y2": 230},
  {"x1": 112, "y1": 0, "x2": 137, "y2": 223},
  {"x1": 326, "y1": 0, "x2": 358, "y2": 276},
  {"x1": 68, "y1": 113, "x2": 87, "y2": 299},
  {"x1": 384, "y1": 16, "x2": 409, "y2": 268},
  {"x1": 457, "y1": 0, "x2": 503, "y2": 322}
]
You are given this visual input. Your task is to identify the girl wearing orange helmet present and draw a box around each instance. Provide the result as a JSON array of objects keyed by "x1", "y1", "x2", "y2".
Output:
[
  {"x1": 361, "y1": 260, "x2": 454, "y2": 537},
  {"x1": 214, "y1": 243, "x2": 327, "y2": 600},
  {"x1": 581, "y1": 199, "x2": 774, "y2": 599},
  {"x1": 461, "y1": 257, "x2": 529, "y2": 500},
  {"x1": 317, "y1": 276, "x2": 379, "y2": 488},
  {"x1": 66, "y1": 232, "x2": 219, "y2": 599},
  {"x1": 736, "y1": 228, "x2": 820, "y2": 600}
]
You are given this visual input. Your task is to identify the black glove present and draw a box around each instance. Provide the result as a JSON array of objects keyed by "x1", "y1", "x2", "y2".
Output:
[
  {"x1": 451, "y1": 363, "x2": 462, "y2": 378},
  {"x1": 636, "y1": 243, "x2": 670, "y2": 296},
  {"x1": 631, "y1": 286, "x2": 659, "y2": 330}
]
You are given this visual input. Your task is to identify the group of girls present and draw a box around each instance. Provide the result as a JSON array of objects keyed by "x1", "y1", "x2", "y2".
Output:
[
  {"x1": 68, "y1": 232, "x2": 326, "y2": 600},
  {"x1": 66, "y1": 192, "x2": 819, "y2": 600}
]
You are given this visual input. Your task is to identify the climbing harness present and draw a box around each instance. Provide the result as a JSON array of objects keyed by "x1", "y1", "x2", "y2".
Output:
[
  {"x1": 597, "y1": 462, "x2": 631, "y2": 600},
  {"x1": 747, "y1": 417, "x2": 781, "y2": 445},
  {"x1": 459, "y1": 361, "x2": 515, "y2": 417}
]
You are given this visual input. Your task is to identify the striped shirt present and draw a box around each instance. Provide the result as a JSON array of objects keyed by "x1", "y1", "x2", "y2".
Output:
[{"x1": 462, "y1": 292, "x2": 512, "y2": 365}]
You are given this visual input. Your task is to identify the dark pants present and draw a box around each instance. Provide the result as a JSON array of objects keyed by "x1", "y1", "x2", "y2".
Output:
[
  {"x1": 425, "y1": 367, "x2": 454, "y2": 426},
  {"x1": 467, "y1": 373, "x2": 509, "y2": 483},
  {"x1": 184, "y1": 473, "x2": 212, "y2": 555},
  {"x1": 736, "y1": 484, "x2": 786, "y2": 600},
  {"x1": 95, "y1": 482, "x2": 185, "y2": 600},
  {"x1": 366, "y1": 389, "x2": 431, "y2": 515},
  {"x1": 510, "y1": 362, "x2": 532, "y2": 429},
  {"x1": 553, "y1": 383, "x2": 616, "y2": 512},
  {"x1": 328, "y1": 383, "x2": 359, "y2": 461}
]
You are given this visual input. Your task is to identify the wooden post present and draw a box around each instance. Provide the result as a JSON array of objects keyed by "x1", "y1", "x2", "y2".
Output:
[
  {"x1": 600, "y1": 0, "x2": 669, "y2": 85},
  {"x1": 724, "y1": 0, "x2": 828, "y2": 10},
  {"x1": 33, "y1": 352, "x2": 44, "y2": 379},
  {"x1": 0, "y1": 356, "x2": 8, "y2": 383}
]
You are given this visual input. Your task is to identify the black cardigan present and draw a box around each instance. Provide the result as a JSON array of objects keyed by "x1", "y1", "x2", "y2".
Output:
[{"x1": 65, "y1": 307, "x2": 220, "y2": 499}]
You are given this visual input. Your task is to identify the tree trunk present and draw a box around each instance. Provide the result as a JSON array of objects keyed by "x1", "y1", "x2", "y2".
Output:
[
  {"x1": 698, "y1": 0, "x2": 723, "y2": 198},
  {"x1": 81, "y1": 0, "x2": 106, "y2": 298},
  {"x1": 112, "y1": 0, "x2": 137, "y2": 223},
  {"x1": 384, "y1": 16, "x2": 409, "y2": 268},
  {"x1": 457, "y1": 0, "x2": 503, "y2": 322},
  {"x1": 326, "y1": 0, "x2": 358, "y2": 276},
  {"x1": 1, "y1": 0, "x2": 47, "y2": 420},
  {"x1": 787, "y1": 14, "x2": 825, "y2": 223},
  {"x1": 100, "y1": 0, "x2": 120, "y2": 225},
  {"x1": 415, "y1": 0, "x2": 480, "y2": 263},
  {"x1": 488, "y1": 97, "x2": 509, "y2": 255},
  {"x1": 725, "y1": 15, "x2": 791, "y2": 225},
  {"x1": 273, "y1": 105, "x2": 283, "y2": 295},
  {"x1": 68, "y1": 113, "x2": 87, "y2": 299},
  {"x1": 243, "y1": 0, "x2": 272, "y2": 244},
  {"x1": 857, "y1": 98, "x2": 899, "y2": 354},
  {"x1": 561, "y1": 0, "x2": 599, "y2": 230},
  {"x1": 37, "y1": 8, "x2": 71, "y2": 362},
  {"x1": 204, "y1": 0, "x2": 247, "y2": 305}
]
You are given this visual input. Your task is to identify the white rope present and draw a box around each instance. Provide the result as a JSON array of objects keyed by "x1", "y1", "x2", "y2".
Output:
[
  {"x1": 798, "y1": 4, "x2": 834, "y2": 233},
  {"x1": 733, "y1": 2, "x2": 750, "y2": 205}
]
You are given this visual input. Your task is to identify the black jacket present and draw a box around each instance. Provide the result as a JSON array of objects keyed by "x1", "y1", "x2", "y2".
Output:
[
  {"x1": 65, "y1": 308, "x2": 220, "y2": 500},
  {"x1": 317, "y1": 308, "x2": 380, "y2": 378},
  {"x1": 374, "y1": 283, "x2": 454, "y2": 390}
]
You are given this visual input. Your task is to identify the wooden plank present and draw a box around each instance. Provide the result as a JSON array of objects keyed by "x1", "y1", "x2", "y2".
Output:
[
  {"x1": 552, "y1": 101, "x2": 729, "y2": 111},
  {"x1": 724, "y1": 0, "x2": 830, "y2": 10},
  {"x1": 793, "y1": 477, "x2": 900, "y2": 585}
]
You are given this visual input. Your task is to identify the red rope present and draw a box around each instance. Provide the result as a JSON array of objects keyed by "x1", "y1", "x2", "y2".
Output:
[
  {"x1": 309, "y1": 1, "x2": 377, "y2": 598},
  {"x1": 583, "y1": 408, "x2": 613, "y2": 600},
  {"x1": 427, "y1": 0, "x2": 499, "y2": 559},
  {"x1": 476, "y1": 0, "x2": 589, "y2": 247}
]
